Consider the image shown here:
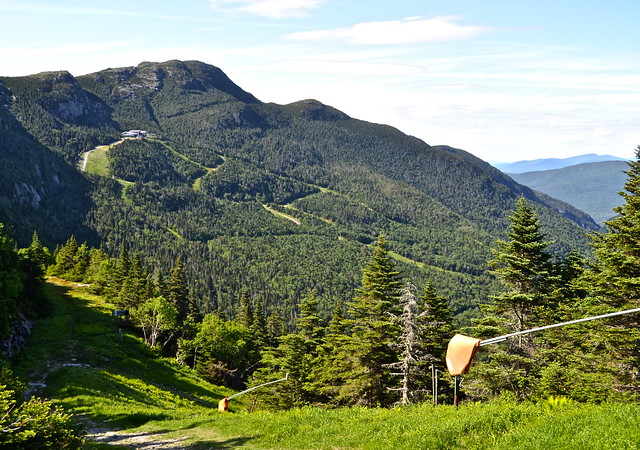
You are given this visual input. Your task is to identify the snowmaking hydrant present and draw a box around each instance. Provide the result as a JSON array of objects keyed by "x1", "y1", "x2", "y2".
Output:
[
  {"x1": 444, "y1": 307, "x2": 640, "y2": 407},
  {"x1": 218, "y1": 373, "x2": 289, "y2": 412}
]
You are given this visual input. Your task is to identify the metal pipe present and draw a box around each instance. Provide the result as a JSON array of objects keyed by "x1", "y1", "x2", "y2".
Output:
[
  {"x1": 227, "y1": 373, "x2": 289, "y2": 400},
  {"x1": 479, "y1": 306, "x2": 640, "y2": 347}
]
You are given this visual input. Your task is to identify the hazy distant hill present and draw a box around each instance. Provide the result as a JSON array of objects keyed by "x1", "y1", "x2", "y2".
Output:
[
  {"x1": 0, "y1": 60, "x2": 599, "y2": 319},
  {"x1": 494, "y1": 153, "x2": 627, "y2": 174},
  {"x1": 509, "y1": 161, "x2": 629, "y2": 225}
]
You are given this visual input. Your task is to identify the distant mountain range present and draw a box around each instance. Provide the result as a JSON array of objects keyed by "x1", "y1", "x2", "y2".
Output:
[
  {"x1": 508, "y1": 160, "x2": 629, "y2": 225},
  {"x1": 493, "y1": 153, "x2": 627, "y2": 174},
  {"x1": 0, "y1": 60, "x2": 599, "y2": 319}
]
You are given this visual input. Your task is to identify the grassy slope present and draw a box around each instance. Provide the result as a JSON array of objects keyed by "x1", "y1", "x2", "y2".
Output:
[{"x1": 12, "y1": 280, "x2": 640, "y2": 449}]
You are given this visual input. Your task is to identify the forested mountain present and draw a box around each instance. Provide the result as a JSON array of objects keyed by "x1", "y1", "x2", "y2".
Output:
[
  {"x1": 509, "y1": 161, "x2": 629, "y2": 225},
  {"x1": 0, "y1": 60, "x2": 599, "y2": 322}
]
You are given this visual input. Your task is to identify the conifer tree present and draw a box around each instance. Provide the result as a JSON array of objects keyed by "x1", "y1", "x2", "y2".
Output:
[
  {"x1": 489, "y1": 197, "x2": 555, "y2": 335},
  {"x1": 48, "y1": 235, "x2": 78, "y2": 278},
  {"x1": 579, "y1": 146, "x2": 640, "y2": 400},
  {"x1": 419, "y1": 281, "x2": 455, "y2": 398},
  {"x1": 343, "y1": 234, "x2": 403, "y2": 407},
  {"x1": 250, "y1": 297, "x2": 268, "y2": 349},
  {"x1": 266, "y1": 311, "x2": 285, "y2": 347},
  {"x1": 471, "y1": 198, "x2": 556, "y2": 400},
  {"x1": 312, "y1": 303, "x2": 352, "y2": 406},
  {"x1": 420, "y1": 281, "x2": 454, "y2": 363},
  {"x1": 18, "y1": 232, "x2": 50, "y2": 308},
  {"x1": 249, "y1": 292, "x2": 326, "y2": 409},
  {"x1": 117, "y1": 252, "x2": 148, "y2": 308},
  {"x1": 115, "y1": 242, "x2": 131, "y2": 286},
  {"x1": 167, "y1": 256, "x2": 189, "y2": 323},
  {"x1": 236, "y1": 289, "x2": 253, "y2": 329},
  {"x1": 70, "y1": 242, "x2": 90, "y2": 282}
]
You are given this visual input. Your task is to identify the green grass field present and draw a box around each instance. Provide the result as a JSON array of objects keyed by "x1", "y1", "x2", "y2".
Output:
[
  {"x1": 12, "y1": 281, "x2": 640, "y2": 449},
  {"x1": 83, "y1": 146, "x2": 112, "y2": 177}
]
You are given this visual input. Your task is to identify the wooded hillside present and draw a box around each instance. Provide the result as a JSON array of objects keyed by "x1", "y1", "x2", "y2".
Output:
[{"x1": 0, "y1": 60, "x2": 599, "y2": 322}]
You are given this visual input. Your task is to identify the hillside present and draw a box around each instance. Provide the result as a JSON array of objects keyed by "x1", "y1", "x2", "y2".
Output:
[
  {"x1": 509, "y1": 161, "x2": 629, "y2": 225},
  {"x1": 0, "y1": 60, "x2": 599, "y2": 320},
  {"x1": 12, "y1": 280, "x2": 640, "y2": 449},
  {"x1": 493, "y1": 153, "x2": 626, "y2": 174}
]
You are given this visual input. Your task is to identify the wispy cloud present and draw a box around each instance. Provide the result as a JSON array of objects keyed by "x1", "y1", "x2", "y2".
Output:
[
  {"x1": 287, "y1": 16, "x2": 491, "y2": 45},
  {"x1": 207, "y1": 0, "x2": 326, "y2": 19}
]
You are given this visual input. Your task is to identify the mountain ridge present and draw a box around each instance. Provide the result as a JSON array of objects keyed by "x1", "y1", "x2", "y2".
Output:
[
  {"x1": 0, "y1": 59, "x2": 599, "y2": 318},
  {"x1": 494, "y1": 153, "x2": 627, "y2": 173},
  {"x1": 508, "y1": 160, "x2": 629, "y2": 225}
]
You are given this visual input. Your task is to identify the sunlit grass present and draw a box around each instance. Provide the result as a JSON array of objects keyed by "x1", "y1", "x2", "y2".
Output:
[
  {"x1": 84, "y1": 146, "x2": 111, "y2": 177},
  {"x1": 14, "y1": 280, "x2": 640, "y2": 449}
]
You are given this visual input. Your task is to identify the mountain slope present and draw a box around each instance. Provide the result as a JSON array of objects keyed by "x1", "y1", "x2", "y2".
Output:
[
  {"x1": 509, "y1": 161, "x2": 628, "y2": 225},
  {"x1": 0, "y1": 60, "x2": 599, "y2": 319},
  {"x1": 494, "y1": 153, "x2": 627, "y2": 174}
]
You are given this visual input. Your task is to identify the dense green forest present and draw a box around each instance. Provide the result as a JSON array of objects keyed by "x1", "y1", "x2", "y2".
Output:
[
  {"x1": 0, "y1": 59, "x2": 637, "y2": 448},
  {"x1": 0, "y1": 60, "x2": 601, "y2": 326},
  {"x1": 0, "y1": 146, "x2": 638, "y2": 445}
]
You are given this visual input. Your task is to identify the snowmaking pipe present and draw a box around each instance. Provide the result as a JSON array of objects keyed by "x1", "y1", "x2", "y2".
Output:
[
  {"x1": 445, "y1": 306, "x2": 640, "y2": 407},
  {"x1": 446, "y1": 306, "x2": 640, "y2": 377},
  {"x1": 218, "y1": 374, "x2": 289, "y2": 412},
  {"x1": 478, "y1": 306, "x2": 640, "y2": 347}
]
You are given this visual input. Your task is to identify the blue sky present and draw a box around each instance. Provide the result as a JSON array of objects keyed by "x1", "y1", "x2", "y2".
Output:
[{"x1": 1, "y1": 0, "x2": 639, "y2": 163}]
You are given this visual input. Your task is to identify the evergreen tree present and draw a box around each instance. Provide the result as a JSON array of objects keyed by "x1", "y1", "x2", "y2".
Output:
[
  {"x1": 249, "y1": 292, "x2": 326, "y2": 409},
  {"x1": 70, "y1": 242, "x2": 90, "y2": 282},
  {"x1": 48, "y1": 235, "x2": 78, "y2": 278},
  {"x1": 266, "y1": 311, "x2": 285, "y2": 347},
  {"x1": 342, "y1": 234, "x2": 403, "y2": 407},
  {"x1": 489, "y1": 197, "x2": 555, "y2": 335},
  {"x1": 312, "y1": 303, "x2": 352, "y2": 406},
  {"x1": 236, "y1": 289, "x2": 253, "y2": 329},
  {"x1": 0, "y1": 224, "x2": 25, "y2": 336},
  {"x1": 115, "y1": 241, "x2": 131, "y2": 286},
  {"x1": 167, "y1": 256, "x2": 189, "y2": 323},
  {"x1": 579, "y1": 146, "x2": 640, "y2": 400},
  {"x1": 17, "y1": 232, "x2": 51, "y2": 313},
  {"x1": 117, "y1": 252, "x2": 148, "y2": 308},
  {"x1": 250, "y1": 297, "x2": 268, "y2": 350},
  {"x1": 471, "y1": 198, "x2": 557, "y2": 400}
]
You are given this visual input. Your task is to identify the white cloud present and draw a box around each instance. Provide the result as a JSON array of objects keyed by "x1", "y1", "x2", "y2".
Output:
[
  {"x1": 207, "y1": 0, "x2": 326, "y2": 19},
  {"x1": 287, "y1": 16, "x2": 490, "y2": 45}
]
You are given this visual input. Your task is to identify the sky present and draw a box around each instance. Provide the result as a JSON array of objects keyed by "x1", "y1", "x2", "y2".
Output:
[{"x1": 1, "y1": 0, "x2": 639, "y2": 163}]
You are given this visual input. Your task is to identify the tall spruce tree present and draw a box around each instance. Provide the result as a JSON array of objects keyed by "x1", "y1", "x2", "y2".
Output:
[
  {"x1": 167, "y1": 256, "x2": 189, "y2": 323},
  {"x1": 489, "y1": 197, "x2": 555, "y2": 335},
  {"x1": 470, "y1": 198, "x2": 557, "y2": 400},
  {"x1": 249, "y1": 292, "x2": 326, "y2": 409},
  {"x1": 312, "y1": 303, "x2": 352, "y2": 406},
  {"x1": 579, "y1": 146, "x2": 640, "y2": 400},
  {"x1": 343, "y1": 234, "x2": 403, "y2": 407}
]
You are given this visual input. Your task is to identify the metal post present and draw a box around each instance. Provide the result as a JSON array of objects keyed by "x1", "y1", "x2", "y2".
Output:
[
  {"x1": 430, "y1": 365, "x2": 436, "y2": 406},
  {"x1": 453, "y1": 375, "x2": 459, "y2": 408},
  {"x1": 435, "y1": 369, "x2": 439, "y2": 406}
]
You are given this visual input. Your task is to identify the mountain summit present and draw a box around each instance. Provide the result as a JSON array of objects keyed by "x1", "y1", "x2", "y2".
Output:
[{"x1": 0, "y1": 60, "x2": 598, "y2": 316}]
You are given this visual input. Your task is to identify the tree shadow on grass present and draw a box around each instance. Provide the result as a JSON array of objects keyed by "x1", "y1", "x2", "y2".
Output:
[{"x1": 189, "y1": 436, "x2": 254, "y2": 449}]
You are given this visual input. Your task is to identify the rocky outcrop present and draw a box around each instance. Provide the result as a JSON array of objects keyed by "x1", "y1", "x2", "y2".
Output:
[{"x1": 0, "y1": 315, "x2": 34, "y2": 359}]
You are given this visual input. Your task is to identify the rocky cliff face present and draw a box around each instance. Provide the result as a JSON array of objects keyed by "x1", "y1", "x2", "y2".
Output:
[{"x1": 0, "y1": 315, "x2": 34, "y2": 359}]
